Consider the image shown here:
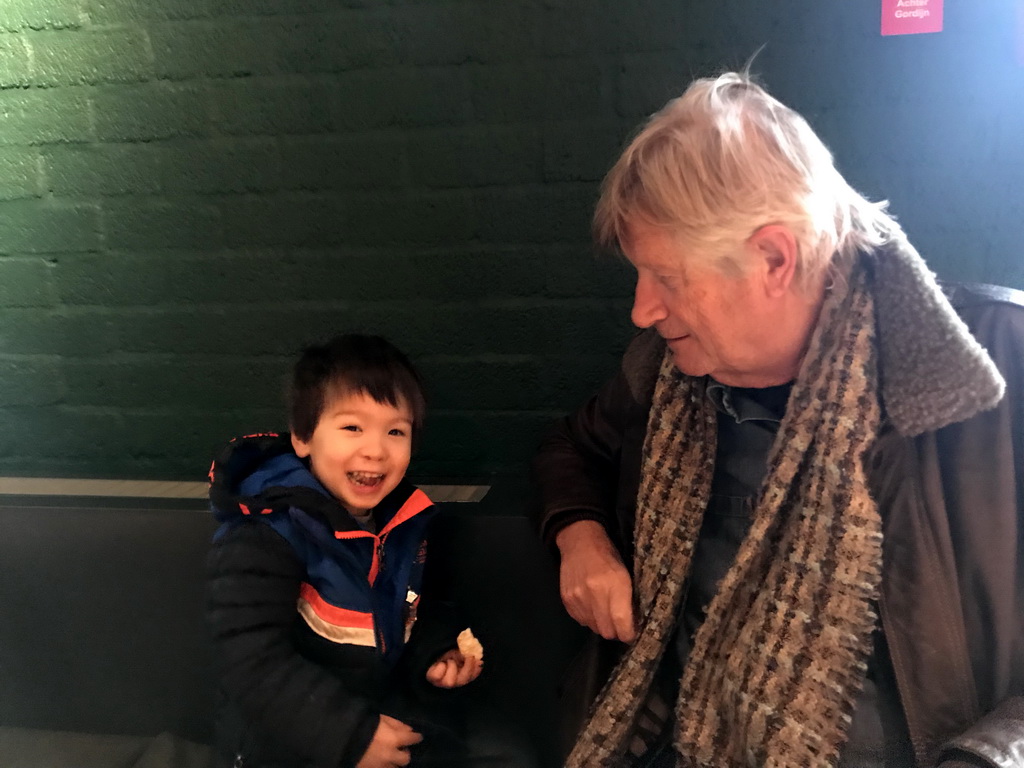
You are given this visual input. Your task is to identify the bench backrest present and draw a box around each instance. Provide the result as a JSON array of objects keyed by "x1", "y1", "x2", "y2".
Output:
[{"x1": 0, "y1": 497, "x2": 582, "y2": 766}]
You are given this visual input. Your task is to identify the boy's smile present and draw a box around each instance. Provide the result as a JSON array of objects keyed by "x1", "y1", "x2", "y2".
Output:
[{"x1": 291, "y1": 390, "x2": 413, "y2": 518}]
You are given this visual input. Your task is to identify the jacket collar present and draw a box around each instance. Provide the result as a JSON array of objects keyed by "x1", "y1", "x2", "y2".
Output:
[{"x1": 866, "y1": 238, "x2": 1004, "y2": 436}]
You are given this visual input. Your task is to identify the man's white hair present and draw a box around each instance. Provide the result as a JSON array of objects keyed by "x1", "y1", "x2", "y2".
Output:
[{"x1": 594, "y1": 71, "x2": 901, "y2": 289}]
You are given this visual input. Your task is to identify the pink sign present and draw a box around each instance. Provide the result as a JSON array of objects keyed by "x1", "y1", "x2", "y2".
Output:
[{"x1": 881, "y1": 0, "x2": 944, "y2": 36}]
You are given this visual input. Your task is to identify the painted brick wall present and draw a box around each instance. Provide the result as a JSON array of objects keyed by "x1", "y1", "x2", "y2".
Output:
[{"x1": 0, "y1": 0, "x2": 1021, "y2": 482}]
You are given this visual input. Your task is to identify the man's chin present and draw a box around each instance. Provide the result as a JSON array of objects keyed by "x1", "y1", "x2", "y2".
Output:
[{"x1": 670, "y1": 354, "x2": 708, "y2": 378}]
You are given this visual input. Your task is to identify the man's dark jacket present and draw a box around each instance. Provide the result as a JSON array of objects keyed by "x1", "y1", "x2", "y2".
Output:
[{"x1": 533, "y1": 282, "x2": 1024, "y2": 768}]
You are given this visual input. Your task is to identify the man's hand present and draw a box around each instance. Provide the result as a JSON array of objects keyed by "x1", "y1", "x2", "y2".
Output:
[
  {"x1": 425, "y1": 649, "x2": 482, "y2": 688},
  {"x1": 555, "y1": 520, "x2": 636, "y2": 642},
  {"x1": 355, "y1": 714, "x2": 422, "y2": 768}
]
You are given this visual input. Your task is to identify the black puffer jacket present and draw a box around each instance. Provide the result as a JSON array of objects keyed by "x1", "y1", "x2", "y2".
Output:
[{"x1": 206, "y1": 434, "x2": 461, "y2": 768}]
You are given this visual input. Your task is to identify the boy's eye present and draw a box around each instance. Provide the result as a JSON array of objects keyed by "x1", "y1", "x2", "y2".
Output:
[
  {"x1": 389, "y1": 428, "x2": 407, "y2": 437},
  {"x1": 341, "y1": 424, "x2": 360, "y2": 432}
]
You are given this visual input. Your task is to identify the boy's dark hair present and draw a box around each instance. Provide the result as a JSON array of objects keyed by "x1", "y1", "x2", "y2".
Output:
[{"x1": 288, "y1": 334, "x2": 427, "y2": 443}]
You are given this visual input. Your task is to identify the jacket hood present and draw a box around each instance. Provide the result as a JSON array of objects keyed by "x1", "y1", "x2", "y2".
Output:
[
  {"x1": 208, "y1": 432, "x2": 327, "y2": 523},
  {"x1": 208, "y1": 432, "x2": 428, "y2": 533}
]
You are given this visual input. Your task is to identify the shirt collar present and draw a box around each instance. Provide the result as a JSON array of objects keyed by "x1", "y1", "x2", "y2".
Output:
[{"x1": 705, "y1": 378, "x2": 792, "y2": 424}]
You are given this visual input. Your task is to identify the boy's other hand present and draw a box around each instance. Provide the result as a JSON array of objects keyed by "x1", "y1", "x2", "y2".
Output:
[
  {"x1": 356, "y1": 714, "x2": 422, "y2": 768},
  {"x1": 425, "y1": 649, "x2": 482, "y2": 688}
]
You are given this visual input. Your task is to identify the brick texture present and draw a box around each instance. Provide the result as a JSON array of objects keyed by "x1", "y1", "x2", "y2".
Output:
[
  {"x1": 0, "y1": 148, "x2": 42, "y2": 200},
  {"x1": 29, "y1": 28, "x2": 154, "y2": 86},
  {"x1": 0, "y1": 0, "x2": 1021, "y2": 482}
]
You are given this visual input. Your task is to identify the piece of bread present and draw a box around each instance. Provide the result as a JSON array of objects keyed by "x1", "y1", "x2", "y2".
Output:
[{"x1": 456, "y1": 628, "x2": 484, "y2": 661}]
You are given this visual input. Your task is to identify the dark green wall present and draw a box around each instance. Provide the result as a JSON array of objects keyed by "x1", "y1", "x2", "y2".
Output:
[{"x1": 0, "y1": 0, "x2": 1021, "y2": 481}]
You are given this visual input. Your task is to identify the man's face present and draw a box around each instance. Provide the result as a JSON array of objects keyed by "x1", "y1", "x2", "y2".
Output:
[
  {"x1": 291, "y1": 390, "x2": 413, "y2": 517},
  {"x1": 623, "y1": 219, "x2": 780, "y2": 387}
]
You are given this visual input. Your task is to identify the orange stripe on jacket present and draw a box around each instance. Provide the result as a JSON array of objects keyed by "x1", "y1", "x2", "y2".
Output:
[
  {"x1": 331, "y1": 489, "x2": 433, "y2": 585},
  {"x1": 298, "y1": 582, "x2": 374, "y2": 629},
  {"x1": 378, "y1": 488, "x2": 433, "y2": 537}
]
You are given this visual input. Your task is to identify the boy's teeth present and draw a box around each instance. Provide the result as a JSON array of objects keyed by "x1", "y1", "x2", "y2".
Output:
[{"x1": 349, "y1": 472, "x2": 384, "y2": 486}]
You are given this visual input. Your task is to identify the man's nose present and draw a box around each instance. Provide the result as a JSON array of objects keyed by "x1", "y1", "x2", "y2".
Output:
[{"x1": 631, "y1": 274, "x2": 667, "y2": 329}]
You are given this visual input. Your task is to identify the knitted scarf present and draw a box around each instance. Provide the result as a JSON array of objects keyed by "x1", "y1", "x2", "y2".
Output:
[{"x1": 568, "y1": 257, "x2": 885, "y2": 768}]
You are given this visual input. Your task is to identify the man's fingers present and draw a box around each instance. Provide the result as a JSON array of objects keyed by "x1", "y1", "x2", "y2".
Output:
[
  {"x1": 567, "y1": 593, "x2": 615, "y2": 638},
  {"x1": 557, "y1": 525, "x2": 636, "y2": 639},
  {"x1": 562, "y1": 577, "x2": 605, "y2": 629},
  {"x1": 590, "y1": 603, "x2": 618, "y2": 640},
  {"x1": 561, "y1": 564, "x2": 636, "y2": 641},
  {"x1": 596, "y1": 604, "x2": 633, "y2": 641},
  {"x1": 561, "y1": 593, "x2": 594, "y2": 631},
  {"x1": 610, "y1": 599, "x2": 636, "y2": 643}
]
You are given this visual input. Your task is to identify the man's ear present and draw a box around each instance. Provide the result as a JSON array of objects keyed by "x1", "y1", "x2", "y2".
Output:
[
  {"x1": 748, "y1": 224, "x2": 799, "y2": 297},
  {"x1": 291, "y1": 432, "x2": 311, "y2": 458}
]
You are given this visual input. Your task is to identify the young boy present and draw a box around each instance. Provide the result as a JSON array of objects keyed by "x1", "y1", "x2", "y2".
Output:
[{"x1": 206, "y1": 334, "x2": 482, "y2": 768}]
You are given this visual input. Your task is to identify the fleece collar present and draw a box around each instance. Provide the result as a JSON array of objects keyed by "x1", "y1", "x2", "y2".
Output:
[{"x1": 866, "y1": 238, "x2": 1004, "y2": 436}]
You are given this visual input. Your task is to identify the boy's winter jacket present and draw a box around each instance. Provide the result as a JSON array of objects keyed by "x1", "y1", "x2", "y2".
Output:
[{"x1": 206, "y1": 433, "x2": 454, "y2": 768}]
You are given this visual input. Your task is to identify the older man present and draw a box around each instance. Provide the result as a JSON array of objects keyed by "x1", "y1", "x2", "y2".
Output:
[{"x1": 533, "y1": 72, "x2": 1024, "y2": 768}]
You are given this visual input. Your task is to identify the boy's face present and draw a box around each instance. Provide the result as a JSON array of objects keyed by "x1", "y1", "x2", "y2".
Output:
[{"x1": 291, "y1": 389, "x2": 413, "y2": 518}]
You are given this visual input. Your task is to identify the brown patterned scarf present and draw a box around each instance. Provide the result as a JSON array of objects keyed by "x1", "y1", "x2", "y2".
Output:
[{"x1": 568, "y1": 257, "x2": 884, "y2": 767}]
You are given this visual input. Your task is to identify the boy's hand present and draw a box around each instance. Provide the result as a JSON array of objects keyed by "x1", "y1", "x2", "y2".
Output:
[
  {"x1": 425, "y1": 649, "x2": 482, "y2": 688},
  {"x1": 355, "y1": 714, "x2": 422, "y2": 768}
]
